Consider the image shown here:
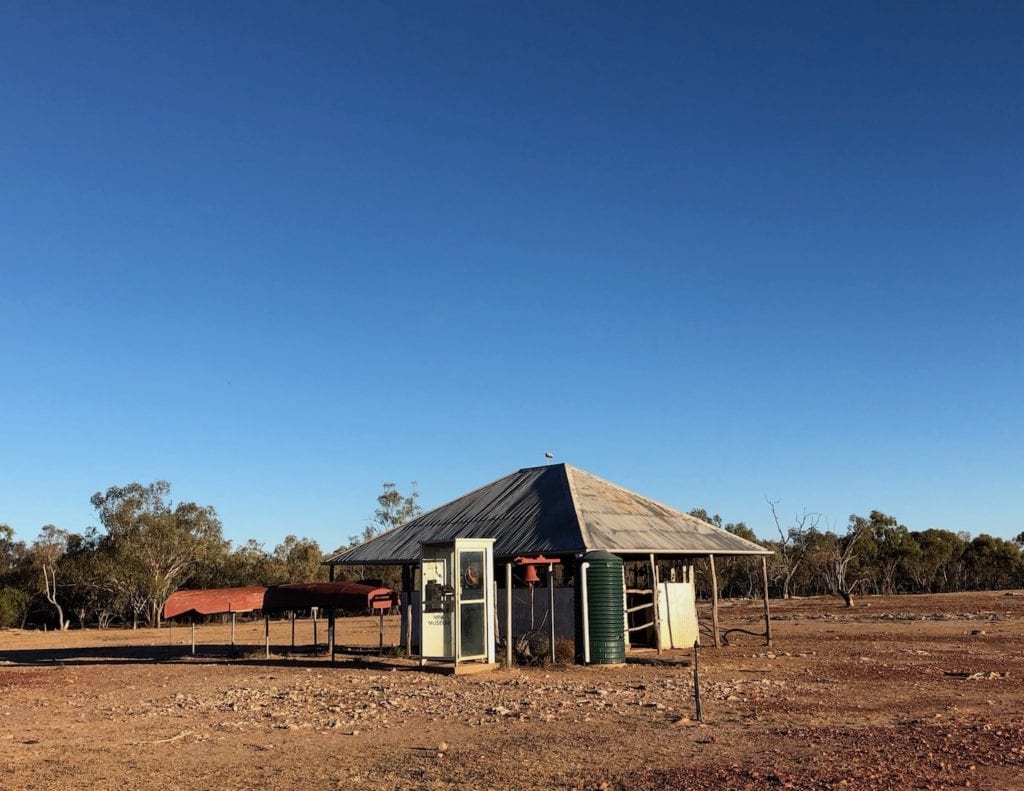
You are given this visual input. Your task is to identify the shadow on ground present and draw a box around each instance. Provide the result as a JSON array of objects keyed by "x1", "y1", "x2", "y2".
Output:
[{"x1": 0, "y1": 643, "x2": 420, "y2": 670}]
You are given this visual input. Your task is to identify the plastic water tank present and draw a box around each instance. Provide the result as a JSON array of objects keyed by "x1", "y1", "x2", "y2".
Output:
[{"x1": 574, "y1": 550, "x2": 625, "y2": 664}]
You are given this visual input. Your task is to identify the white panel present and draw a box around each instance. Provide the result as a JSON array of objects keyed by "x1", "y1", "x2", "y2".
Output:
[{"x1": 658, "y1": 581, "x2": 699, "y2": 649}]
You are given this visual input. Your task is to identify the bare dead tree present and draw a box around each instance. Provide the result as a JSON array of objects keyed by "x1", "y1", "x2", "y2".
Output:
[
  {"x1": 822, "y1": 517, "x2": 872, "y2": 607},
  {"x1": 767, "y1": 498, "x2": 820, "y2": 599}
]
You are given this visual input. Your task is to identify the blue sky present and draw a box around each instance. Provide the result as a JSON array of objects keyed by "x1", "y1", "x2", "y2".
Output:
[{"x1": 2, "y1": 3, "x2": 1021, "y2": 549}]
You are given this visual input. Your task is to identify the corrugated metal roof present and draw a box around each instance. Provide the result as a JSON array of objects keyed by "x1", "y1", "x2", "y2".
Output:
[
  {"x1": 326, "y1": 463, "x2": 769, "y2": 565},
  {"x1": 569, "y1": 466, "x2": 769, "y2": 555},
  {"x1": 163, "y1": 582, "x2": 397, "y2": 618}
]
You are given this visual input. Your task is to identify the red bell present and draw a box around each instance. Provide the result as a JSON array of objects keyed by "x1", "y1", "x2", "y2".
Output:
[{"x1": 521, "y1": 564, "x2": 541, "y2": 586}]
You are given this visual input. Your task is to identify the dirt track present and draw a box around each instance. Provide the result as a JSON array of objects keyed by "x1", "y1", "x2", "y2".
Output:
[{"x1": 2, "y1": 591, "x2": 1023, "y2": 790}]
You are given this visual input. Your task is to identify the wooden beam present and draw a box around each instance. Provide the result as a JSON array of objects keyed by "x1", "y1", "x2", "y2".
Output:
[
  {"x1": 761, "y1": 556, "x2": 773, "y2": 647},
  {"x1": 505, "y1": 562, "x2": 513, "y2": 667},
  {"x1": 402, "y1": 565, "x2": 413, "y2": 657},
  {"x1": 708, "y1": 554, "x2": 720, "y2": 648},
  {"x1": 649, "y1": 553, "x2": 662, "y2": 654},
  {"x1": 548, "y1": 564, "x2": 556, "y2": 665},
  {"x1": 328, "y1": 564, "x2": 336, "y2": 663}
]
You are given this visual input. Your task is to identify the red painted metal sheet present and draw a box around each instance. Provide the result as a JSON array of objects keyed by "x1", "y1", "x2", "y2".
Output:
[
  {"x1": 268, "y1": 582, "x2": 398, "y2": 611},
  {"x1": 164, "y1": 586, "x2": 267, "y2": 619},
  {"x1": 163, "y1": 582, "x2": 398, "y2": 619}
]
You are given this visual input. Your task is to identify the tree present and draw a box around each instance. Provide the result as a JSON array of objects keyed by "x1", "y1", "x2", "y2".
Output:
[
  {"x1": 0, "y1": 524, "x2": 18, "y2": 574},
  {"x1": 688, "y1": 509, "x2": 723, "y2": 529},
  {"x1": 221, "y1": 540, "x2": 277, "y2": 587},
  {"x1": 818, "y1": 516, "x2": 873, "y2": 607},
  {"x1": 722, "y1": 522, "x2": 762, "y2": 598},
  {"x1": 0, "y1": 525, "x2": 33, "y2": 625},
  {"x1": 33, "y1": 525, "x2": 70, "y2": 630},
  {"x1": 272, "y1": 535, "x2": 326, "y2": 584},
  {"x1": 766, "y1": 499, "x2": 820, "y2": 599},
  {"x1": 353, "y1": 482, "x2": 422, "y2": 545},
  {"x1": 689, "y1": 509, "x2": 761, "y2": 598},
  {"x1": 961, "y1": 535, "x2": 1023, "y2": 591},
  {"x1": 907, "y1": 529, "x2": 965, "y2": 593},
  {"x1": 60, "y1": 529, "x2": 120, "y2": 628},
  {"x1": 345, "y1": 482, "x2": 421, "y2": 590},
  {"x1": 90, "y1": 482, "x2": 226, "y2": 628},
  {"x1": 0, "y1": 586, "x2": 30, "y2": 628},
  {"x1": 861, "y1": 511, "x2": 917, "y2": 595}
]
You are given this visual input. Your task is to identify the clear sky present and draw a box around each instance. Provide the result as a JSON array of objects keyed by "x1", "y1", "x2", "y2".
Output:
[{"x1": 2, "y1": 3, "x2": 1021, "y2": 550}]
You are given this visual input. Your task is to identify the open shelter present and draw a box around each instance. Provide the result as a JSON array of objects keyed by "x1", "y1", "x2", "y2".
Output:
[
  {"x1": 326, "y1": 464, "x2": 772, "y2": 659},
  {"x1": 163, "y1": 581, "x2": 397, "y2": 657}
]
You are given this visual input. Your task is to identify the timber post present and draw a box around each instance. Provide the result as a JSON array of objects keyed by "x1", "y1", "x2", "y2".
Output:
[
  {"x1": 328, "y1": 564, "x2": 336, "y2": 663},
  {"x1": 761, "y1": 556, "x2": 773, "y2": 647},
  {"x1": 505, "y1": 562, "x2": 513, "y2": 667},
  {"x1": 693, "y1": 640, "x2": 703, "y2": 722},
  {"x1": 548, "y1": 563, "x2": 556, "y2": 664},
  {"x1": 708, "y1": 554, "x2": 721, "y2": 648},
  {"x1": 402, "y1": 565, "x2": 413, "y2": 658},
  {"x1": 649, "y1": 553, "x2": 662, "y2": 653}
]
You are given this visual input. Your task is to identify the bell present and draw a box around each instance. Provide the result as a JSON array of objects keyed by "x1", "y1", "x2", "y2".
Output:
[{"x1": 521, "y1": 564, "x2": 541, "y2": 586}]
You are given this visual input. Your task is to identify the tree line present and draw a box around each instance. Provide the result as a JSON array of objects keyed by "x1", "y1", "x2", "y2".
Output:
[
  {"x1": 690, "y1": 503, "x2": 1024, "y2": 606},
  {"x1": 3, "y1": 481, "x2": 1022, "y2": 630},
  {"x1": 0, "y1": 480, "x2": 418, "y2": 630}
]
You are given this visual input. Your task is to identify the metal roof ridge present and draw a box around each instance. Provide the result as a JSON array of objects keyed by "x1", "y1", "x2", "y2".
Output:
[{"x1": 562, "y1": 464, "x2": 593, "y2": 551}]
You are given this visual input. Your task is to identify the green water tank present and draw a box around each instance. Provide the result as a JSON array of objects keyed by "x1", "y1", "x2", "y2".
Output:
[{"x1": 574, "y1": 550, "x2": 625, "y2": 665}]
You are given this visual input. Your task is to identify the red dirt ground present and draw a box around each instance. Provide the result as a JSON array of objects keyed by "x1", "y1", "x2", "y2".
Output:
[{"x1": 1, "y1": 590, "x2": 1022, "y2": 790}]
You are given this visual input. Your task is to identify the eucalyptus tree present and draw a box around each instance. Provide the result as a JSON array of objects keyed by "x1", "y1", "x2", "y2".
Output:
[
  {"x1": 90, "y1": 481, "x2": 226, "y2": 627},
  {"x1": 32, "y1": 524, "x2": 71, "y2": 630},
  {"x1": 766, "y1": 499, "x2": 820, "y2": 599}
]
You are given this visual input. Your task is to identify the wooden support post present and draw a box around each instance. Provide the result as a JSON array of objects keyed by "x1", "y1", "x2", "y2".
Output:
[
  {"x1": 708, "y1": 554, "x2": 721, "y2": 648},
  {"x1": 328, "y1": 564, "x2": 336, "y2": 664},
  {"x1": 191, "y1": 621, "x2": 195, "y2": 656},
  {"x1": 693, "y1": 640, "x2": 703, "y2": 722},
  {"x1": 548, "y1": 564, "x2": 556, "y2": 665},
  {"x1": 505, "y1": 562, "x2": 513, "y2": 667},
  {"x1": 761, "y1": 556, "x2": 773, "y2": 647},
  {"x1": 402, "y1": 565, "x2": 413, "y2": 657},
  {"x1": 230, "y1": 612, "x2": 235, "y2": 647},
  {"x1": 290, "y1": 612, "x2": 296, "y2": 651},
  {"x1": 312, "y1": 609, "x2": 318, "y2": 656},
  {"x1": 264, "y1": 614, "x2": 270, "y2": 659},
  {"x1": 649, "y1": 553, "x2": 662, "y2": 654}
]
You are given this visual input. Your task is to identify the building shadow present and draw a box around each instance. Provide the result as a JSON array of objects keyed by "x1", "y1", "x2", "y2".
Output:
[{"x1": 0, "y1": 643, "x2": 424, "y2": 671}]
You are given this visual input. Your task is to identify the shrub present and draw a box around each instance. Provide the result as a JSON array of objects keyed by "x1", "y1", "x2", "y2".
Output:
[{"x1": 0, "y1": 586, "x2": 30, "y2": 628}]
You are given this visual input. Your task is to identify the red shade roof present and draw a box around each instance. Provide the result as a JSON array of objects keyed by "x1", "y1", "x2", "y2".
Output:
[{"x1": 164, "y1": 582, "x2": 397, "y2": 619}]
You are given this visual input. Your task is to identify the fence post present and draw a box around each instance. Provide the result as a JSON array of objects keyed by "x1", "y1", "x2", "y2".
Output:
[{"x1": 693, "y1": 640, "x2": 703, "y2": 722}]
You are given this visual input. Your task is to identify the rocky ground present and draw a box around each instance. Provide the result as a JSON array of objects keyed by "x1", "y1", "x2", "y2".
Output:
[{"x1": 1, "y1": 591, "x2": 1023, "y2": 790}]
